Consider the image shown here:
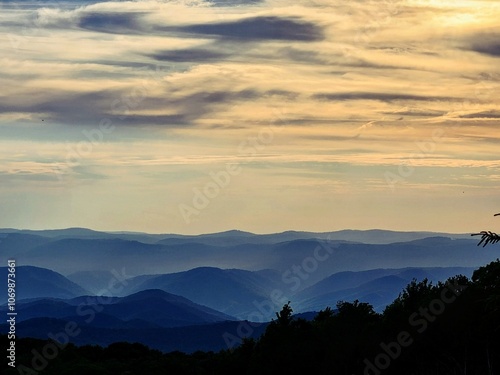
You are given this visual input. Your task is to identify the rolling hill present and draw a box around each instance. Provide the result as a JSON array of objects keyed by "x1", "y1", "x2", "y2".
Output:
[
  {"x1": 0, "y1": 317, "x2": 266, "y2": 353},
  {"x1": 0, "y1": 266, "x2": 88, "y2": 304},
  {"x1": 294, "y1": 266, "x2": 475, "y2": 312},
  {"x1": 0, "y1": 289, "x2": 235, "y2": 328},
  {"x1": 120, "y1": 267, "x2": 284, "y2": 319}
]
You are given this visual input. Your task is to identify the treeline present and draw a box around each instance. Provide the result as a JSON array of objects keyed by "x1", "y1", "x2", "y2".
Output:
[{"x1": 3, "y1": 260, "x2": 500, "y2": 375}]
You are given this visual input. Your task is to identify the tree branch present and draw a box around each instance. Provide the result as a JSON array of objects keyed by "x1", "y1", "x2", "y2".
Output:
[
  {"x1": 471, "y1": 213, "x2": 500, "y2": 247},
  {"x1": 471, "y1": 231, "x2": 500, "y2": 247}
]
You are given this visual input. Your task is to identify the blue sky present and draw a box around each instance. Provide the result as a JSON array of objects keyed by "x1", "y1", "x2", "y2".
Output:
[{"x1": 0, "y1": 0, "x2": 499, "y2": 234}]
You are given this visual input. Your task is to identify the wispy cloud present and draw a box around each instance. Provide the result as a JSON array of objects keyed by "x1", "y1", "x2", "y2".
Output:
[{"x1": 172, "y1": 16, "x2": 324, "y2": 41}]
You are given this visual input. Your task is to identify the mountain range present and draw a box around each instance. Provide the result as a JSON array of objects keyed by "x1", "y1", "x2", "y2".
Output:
[
  {"x1": 0, "y1": 228, "x2": 492, "y2": 282},
  {"x1": 0, "y1": 265, "x2": 476, "y2": 317},
  {"x1": 1, "y1": 227, "x2": 497, "y2": 352},
  {"x1": 0, "y1": 288, "x2": 233, "y2": 327}
]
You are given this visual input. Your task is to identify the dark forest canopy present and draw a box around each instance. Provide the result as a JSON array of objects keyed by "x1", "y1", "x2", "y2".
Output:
[{"x1": 3, "y1": 259, "x2": 500, "y2": 375}]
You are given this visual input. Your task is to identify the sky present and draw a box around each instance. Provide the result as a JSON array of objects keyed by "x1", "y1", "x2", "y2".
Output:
[{"x1": 0, "y1": 0, "x2": 499, "y2": 235}]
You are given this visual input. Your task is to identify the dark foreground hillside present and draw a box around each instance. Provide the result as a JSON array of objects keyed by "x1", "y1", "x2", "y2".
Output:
[{"x1": 3, "y1": 259, "x2": 499, "y2": 375}]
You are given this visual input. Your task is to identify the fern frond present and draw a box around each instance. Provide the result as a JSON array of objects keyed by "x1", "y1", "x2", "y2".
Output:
[
  {"x1": 471, "y1": 213, "x2": 500, "y2": 247},
  {"x1": 471, "y1": 231, "x2": 500, "y2": 247}
]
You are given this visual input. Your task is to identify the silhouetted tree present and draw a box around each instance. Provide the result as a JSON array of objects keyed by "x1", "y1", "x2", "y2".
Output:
[
  {"x1": 383, "y1": 278, "x2": 435, "y2": 322},
  {"x1": 274, "y1": 301, "x2": 293, "y2": 327},
  {"x1": 313, "y1": 306, "x2": 334, "y2": 323},
  {"x1": 472, "y1": 213, "x2": 500, "y2": 246}
]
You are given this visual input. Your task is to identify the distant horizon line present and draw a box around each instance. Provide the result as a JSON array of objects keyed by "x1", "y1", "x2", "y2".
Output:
[{"x1": 0, "y1": 226, "x2": 471, "y2": 237}]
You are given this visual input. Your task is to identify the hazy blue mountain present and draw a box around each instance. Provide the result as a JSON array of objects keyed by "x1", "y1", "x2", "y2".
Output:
[
  {"x1": 294, "y1": 266, "x2": 475, "y2": 312},
  {"x1": 155, "y1": 229, "x2": 470, "y2": 246},
  {"x1": 0, "y1": 298, "x2": 142, "y2": 329},
  {"x1": 301, "y1": 229, "x2": 470, "y2": 244},
  {"x1": 0, "y1": 227, "x2": 167, "y2": 245},
  {"x1": 0, "y1": 233, "x2": 52, "y2": 259},
  {"x1": 12, "y1": 238, "x2": 223, "y2": 276},
  {"x1": 66, "y1": 270, "x2": 131, "y2": 294},
  {"x1": 0, "y1": 227, "x2": 471, "y2": 243},
  {"x1": 121, "y1": 267, "x2": 283, "y2": 319},
  {"x1": 7, "y1": 237, "x2": 272, "y2": 275},
  {"x1": 0, "y1": 289, "x2": 234, "y2": 328},
  {"x1": 0, "y1": 266, "x2": 88, "y2": 304},
  {"x1": 296, "y1": 275, "x2": 414, "y2": 312},
  {"x1": 115, "y1": 265, "x2": 476, "y2": 318},
  {"x1": 267, "y1": 237, "x2": 497, "y2": 287},
  {"x1": 107, "y1": 289, "x2": 235, "y2": 327},
  {"x1": 0, "y1": 317, "x2": 267, "y2": 353},
  {"x1": 156, "y1": 230, "x2": 261, "y2": 246},
  {"x1": 1, "y1": 229, "x2": 496, "y2": 289},
  {"x1": 0, "y1": 227, "x2": 108, "y2": 239},
  {"x1": 296, "y1": 267, "x2": 474, "y2": 300},
  {"x1": 0, "y1": 298, "x2": 83, "y2": 320},
  {"x1": 1, "y1": 227, "x2": 492, "y2": 355},
  {"x1": 0, "y1": 232, "x2": 51, "y2": 248}
]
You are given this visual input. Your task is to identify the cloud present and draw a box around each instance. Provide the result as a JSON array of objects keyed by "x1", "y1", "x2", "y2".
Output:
[
  {"x1": 0, "y1": 86, "x2": 262, "y2": 128},
  {"x1": 78, "y1": 11, "x2": 147, "y2": 34},
  {"x1": 208, "y1": 0, "x2": 264, "y2": 5},
  {"x1": 148, "y1": 48, "x2": 229, "y2": 62},
  {"x1": 114, "y1": 114, "x2": 192, "y2": 127},
  {"x1": 54, "y1": 6, "x2": 323, "y2": 43},
  {"x1": 312, "y1": 92, "x2": 459, "y2": 103},
  {"x1": 173, "y1": 16, "x2": 324, "y2": 41},
  {"x1": 0, "y1": 90, "x2": 115, "y2": 123},
  {"x1": 459, "y1": 110, "x2": 500, "y2": 119},
  {"x1": 469, "y1": 34, "x2": 500, "y2": 57},
  {"x1": 280, "y1": 47, "x2": 326, "y2": 64},
  {"x1": 264, "y1": 90, "x2": 299, "y2": 99},
  {"x1": 384, "y1": 108, "x2": 446, "y2": 117}
]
